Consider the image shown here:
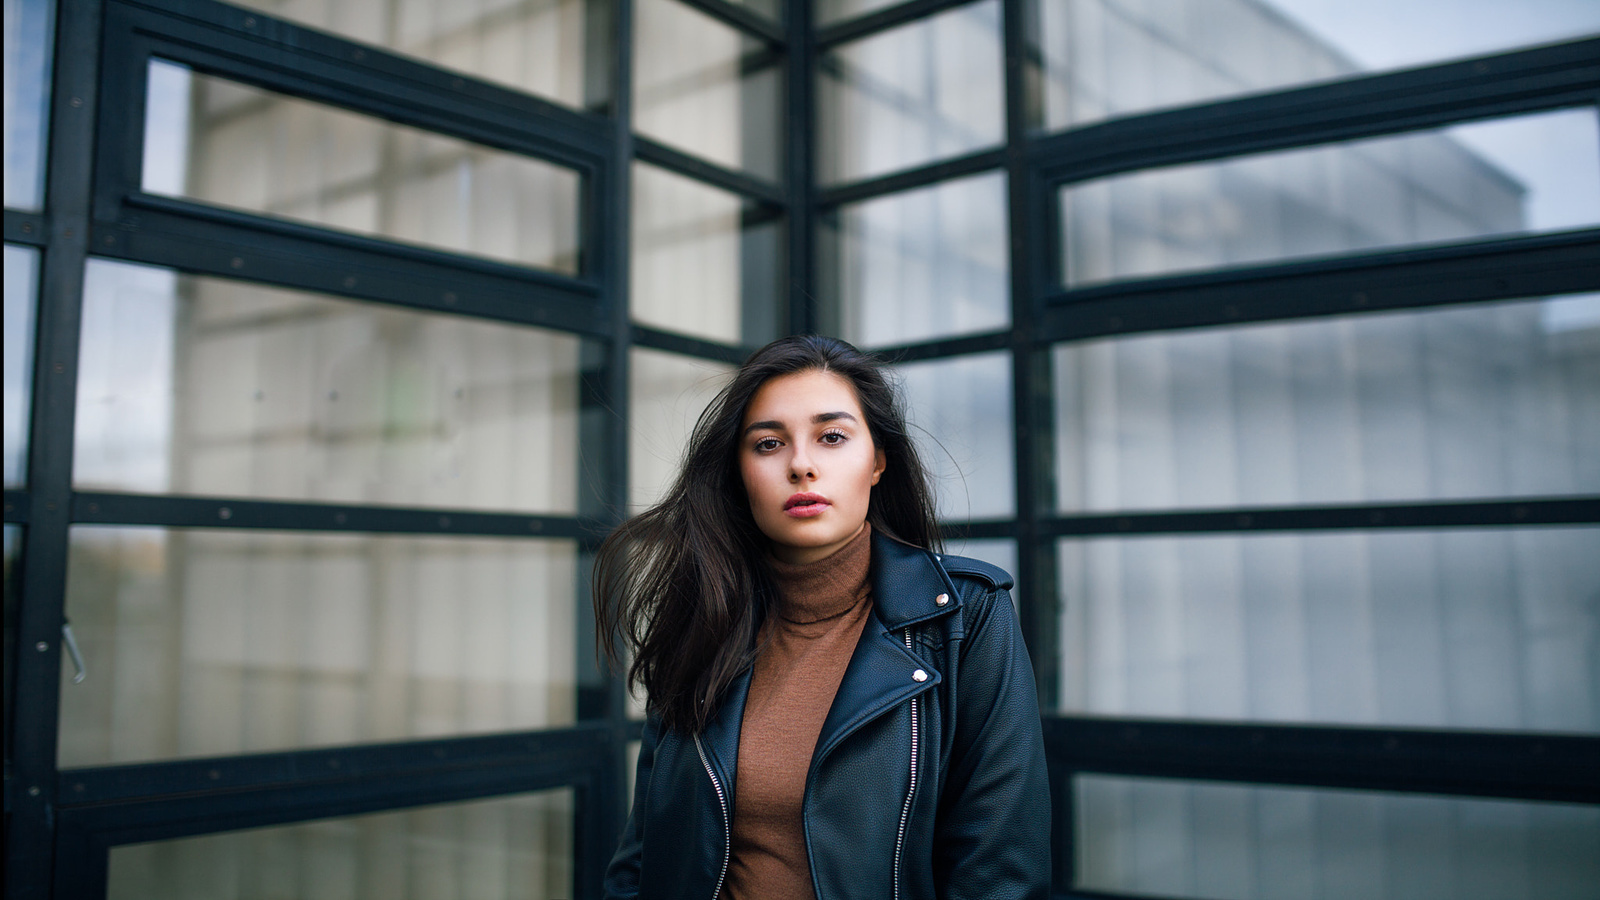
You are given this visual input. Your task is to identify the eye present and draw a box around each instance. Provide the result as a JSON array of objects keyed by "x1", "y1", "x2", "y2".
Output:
[
  {"x1": 819, "y1": 430, "x2": 848, "y2": 445},
  {"x1": 754, "y1": 437, "x2": 783, "y2": 453}
]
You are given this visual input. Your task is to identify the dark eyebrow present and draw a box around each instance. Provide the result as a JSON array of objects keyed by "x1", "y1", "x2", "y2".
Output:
[{"x1": 742, "y1": 411, "x2": 858, "y2": 437}]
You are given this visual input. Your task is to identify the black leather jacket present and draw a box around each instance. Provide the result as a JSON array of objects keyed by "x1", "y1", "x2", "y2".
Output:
[{"x1": 602, "y1": 532, "x2": 1051, "y2": 900}]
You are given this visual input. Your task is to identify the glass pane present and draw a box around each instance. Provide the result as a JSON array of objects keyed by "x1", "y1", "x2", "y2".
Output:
[
  {"x1": 74, "y1": 259, "x2": 582, "y2": 513},
  {"x1": 1060, "y1": 108, "x2": 1600, "y2": 287},
  {"x1": 818, "y1": 0, "x2": 1003, "y2": 184},
  {"x1": 1074, "y1": 775, "x2": 1598, "y2": 900},
  {"x1": 895, "y1": 352, "x2": 1014, "y2": 521},
  {"x1": 59, "y1": 527, "x2": 577, "y2": 766},
  {"x1": 108, "y1": 788, "x2": 574, "y2": 900},
  {"x1": 634, "y1": 0, "x2": 782, "y2": 181},
  {"x1": 827, "y1": 172, "x2": 1008, "y2": 347},
  {"x1": 632, "y1": 163, "x2": 782, "y2": 345},
  {"x1": 144, "y1": 61, "x2": 581, "y2": 275},
  {"x1": 628, "y1": 349, "x2": 734, "y2": 510},
  {"x1": 1053, "y1": 296, "x2": 1600, "y2": 512},
  {"x1": 1038, "y1": 0, "x2": 1600, "y2": 131},
  {"x1": 1055, "y1": 527, "x2": 1600, "y2": 731},
  {"x1": 226, "y1": 0, "x2": 597, "y2": 110},
  {"x1": 3, "y1": 245, "x2": 38, "y2": 486},
  {"x1": 2, "y1": 0, "x2": 52, "y2": 209}
]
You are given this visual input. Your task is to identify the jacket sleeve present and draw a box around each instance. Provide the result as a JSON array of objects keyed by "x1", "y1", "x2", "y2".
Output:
[
  {"x1": 602, "y1": 716, "x2": 660, "y2": 900},
  {"x1": 935, "y1": 585, "x2": 1052, "y2": 900}
]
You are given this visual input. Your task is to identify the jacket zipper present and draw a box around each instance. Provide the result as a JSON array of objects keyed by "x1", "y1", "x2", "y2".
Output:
[
  {"x1": 893, "y1": 627, "x2": 920, "y2": 900},
  {"x1": 694, "y1": 734, "x2": 731, "y2": 900}
]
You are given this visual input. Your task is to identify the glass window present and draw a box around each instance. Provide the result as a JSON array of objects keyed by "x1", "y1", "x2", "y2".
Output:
[
  {"x1": 74, "y1": 259, "x2": 583, "y2": 514},
  {"x1": 2, "y1": 0, "x2": 52, "y2": 209},
  {"x1": 1055, "y1": 527, "x2": 1600, "y2": 732},
  {"x1": 3, "y1": 244, "x2": 38, "y2": 487},
  {"x1": 826, "y1": 171, "x2": 1008, "y2": 347},
  {"x1": 634, "y1": 0, "x2": 782, "y2": 181},
  {"x1": 632, "y1": 163, "x2": 783, "y2": 345},
  {"x1": 818, "y1": 0, "x2": 1003, "y2": 184},
  {"x1": 143, "y1": 61, "x2": 582, "y2": 275},
  {"x1": 107, "y1": 787, "x2": 574, "y2": 900},
  {"x1": 1073, "y1": 775, "x2": 1598, "y2": 900},
  {"x1": 58, "y1": 527, "x2": 577, "y2": 767},
  {"x1": 628, "y1": 349, "x2": 734, "y2": 510},
  {"x1": 1053, "y1": 296, "x2": 1600, "y2": 512},
  {"x1": 895, "y1": 352, "x2": 1014, "y2": 522},
  {"x1": 226, "y1": 0, "x2": 598, "y2": 110},
  {"x1": 1059, "y1": 108, "x2": 1600, "y2": 287},
  {"x1": 1038, "y1": 0, "x2": 1600, "y2": 131}
]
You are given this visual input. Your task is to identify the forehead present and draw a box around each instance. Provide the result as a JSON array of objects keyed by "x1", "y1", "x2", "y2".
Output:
[{"x1": 742, "y1": 369, "x2": 864, "y2": 425}]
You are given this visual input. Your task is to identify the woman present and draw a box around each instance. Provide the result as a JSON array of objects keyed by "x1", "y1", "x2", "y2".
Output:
[{"x1": 596, "y1": 335, "x2": 1049, "y2": 900}]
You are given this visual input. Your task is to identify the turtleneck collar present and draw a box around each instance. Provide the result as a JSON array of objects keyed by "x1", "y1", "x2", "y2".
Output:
[{"x1": 766, "y1": 523, "x2": 873, "y2": 627}]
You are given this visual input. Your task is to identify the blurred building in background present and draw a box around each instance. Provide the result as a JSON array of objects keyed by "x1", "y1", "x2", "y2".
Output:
[{"x1": 4, "y1": 0, "x2": 1598, "y2": 898}]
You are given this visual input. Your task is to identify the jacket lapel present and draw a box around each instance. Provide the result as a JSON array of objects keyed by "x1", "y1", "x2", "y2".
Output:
[{"x1": 698, "y1": 664, "x2": 751, "y2": 798}]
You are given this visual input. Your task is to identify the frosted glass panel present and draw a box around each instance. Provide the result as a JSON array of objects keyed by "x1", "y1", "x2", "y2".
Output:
[
  {"x1": 144, "y1": 62, "x2": 581, "y2": 275},
  {"x1": 1053, "y1": 296, "x2": 1600, "y2": 512},
  {"x1": 1074, "y1": 776, "x2": 1599, "y2": 900},
  {"x1": 59, "y1": 527, "x2": 577, "y2": 766},
  {"x1": 819, "y1": 0, "x2": 1003, "y2": 184},
  {"x1": 895, "y1": 353, "x2": 1014, "y2": 521},
  {"x1": 829, "y1": 172, "x2": 1009, "y2": 347},
  {"x1": 226, "y1": 0, "x2": 595, "y2": 109},
  {"x1": 1056, "y1": 528, "x2": 1600, "y2": 732},
  {"x1": 628, "y1": 349, "x2": 734, "y2": 510},
  {"x1": 631, "y1": 163, "x2": 782, "y2": 345},
  {"x1": 74, "y1": 260, "x2": 582, "y2": 513},
  {"x1": 1039, "y1": 0, "x2": 1600, "y2": 130},
  {"x1": 2, "y1": 0, "x2": 51, "y2": 209},
  {"x1": 108, "y1": 788, "x2": 574, "y2": 900},
  {"x1": 1060, "y1": 109, "x2": 1600, "y2": 287},
  {"x1": 3, "y1": 245, "x2": 38, "y2": 486}
]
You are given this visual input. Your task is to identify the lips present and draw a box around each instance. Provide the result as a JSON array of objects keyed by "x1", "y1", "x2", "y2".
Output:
[{"x1": 784, "y1": 492, "x2": 830, "y2": 517}]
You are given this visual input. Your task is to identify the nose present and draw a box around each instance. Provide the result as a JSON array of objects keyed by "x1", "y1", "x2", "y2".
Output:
[{"x1": 788, "y1": 447, "x2": 816, "y2": 483}]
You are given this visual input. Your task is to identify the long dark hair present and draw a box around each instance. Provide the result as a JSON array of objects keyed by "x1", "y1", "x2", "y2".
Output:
[{"x1": 593, "y1": 335, "x2": 940, "y2": 735}]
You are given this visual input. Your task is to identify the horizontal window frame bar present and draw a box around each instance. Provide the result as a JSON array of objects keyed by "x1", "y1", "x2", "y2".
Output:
[
  {"x1": 817, "y1": 147, "x2": 1003, "y2": 208},
  {"x1": 4, "y1": 209, "x2": 48, "y2": 247},
  {"x1": 3, "y1": 490, "x2": 27, "y2": 524},
  {"x1": 816, "y1": 0, "x2": 984, "y2": 51},
  {"x1": 1039, "y1": 228, "x2": 1600, "y2": 342},
  {"x1": 89, "y1": 200, "x2": 613, "y2": 338},
  {"x1": 673, "y1": 0, "x2": 787, "y2": 47},
  {"x1": 1032, "y1": 37, "x2": 1600, "y2": 187},
  {"x1": 1046, "y1": 497, "x2": 1600, "y2": 537},
  {"x1": 632, "y1": 325, "x2": 751, "y2": 365},
  {"x1": 71, "y1": 491, "x2": 596, "y2": 540},
  {"x1": 635, "y1": 136, "x2": 788, "y2": 206},
  {"x1": 870, "y1": 328, "x2": 1012, "y2": 363},
  {"x1": 1044, "y1": 716, "x2": 1600, "y2": 804},
  {"x1": 938, "y1": 519, "x2": 1016, "y2": 541}
]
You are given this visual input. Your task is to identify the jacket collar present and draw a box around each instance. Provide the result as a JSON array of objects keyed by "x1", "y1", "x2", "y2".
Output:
[{"x1": 868, "y1": 530, "x2": 962, "y2": 629}]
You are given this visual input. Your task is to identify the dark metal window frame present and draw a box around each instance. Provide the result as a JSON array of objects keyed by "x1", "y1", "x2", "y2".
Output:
[{"x1": 6, "y1": 0, "x2": 1599, "y2": 898}]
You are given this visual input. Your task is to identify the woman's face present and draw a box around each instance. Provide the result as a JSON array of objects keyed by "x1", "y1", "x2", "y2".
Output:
[{"x1": 739, "y1": 369, "x2": 886, "y2": 565}]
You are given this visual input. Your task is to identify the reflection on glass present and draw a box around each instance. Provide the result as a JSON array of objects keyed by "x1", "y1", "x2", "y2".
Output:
[
  {"x1": 2, "y1": 0, "x2": 52, "y2": 209},
  {"x1": 74, "y1": 259, "x2": 582, "y2": 513},
  {"x1": 628, "y1": 349, "x2": 734, "y2": 510},
  {"x1": 895, "y1": 353, "x2": 1014, "y2": 521},
  {"x1": 828, "y1": 172, "x2": 1008, "y2": 347},
  {"x1": 1038, "y1": 0, "x2": 1600, "y2": 131},
  {"x1": 1061, "y1": 109, "x2": 1600, "y2": 287},
  {"x1": 1074, "y1": 775, "x2": 1598, "y2": 900},
  {"x1": 1056, "y1": 528, "x2": 1600, "y2": 732},
  {"x1": 818, "y1": 0, "x2": 1003, "y2": 184},
  {"x1": 634, "y1": 0, "x2": 782, "y2": 181},
  {"x1": 1053, "y1": 296, "x2": 1600, "y2": 512},
  {"x1": 3, "y1": 245, "x2": 38, "y2": 486},
  {"x1": 632, "y1": 163, "x2": 782, "y2": 345},
  {"x1": 226, "y1": 0, "x2": 596, "y2": 109},
  {"x1": 143, "y1": 61, "x2": 581, "y2": 275},
  {"x1": 59, "y1": 527, "x2": 577, "y2": 766},
  {"x1": 108, "y1": 788, "x2": 574, "y2": 900}
]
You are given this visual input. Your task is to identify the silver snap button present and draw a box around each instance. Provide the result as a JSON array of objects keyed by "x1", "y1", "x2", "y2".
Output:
[
  {"x1": 912, "y1": 669, "x2": 928, "y2": 682},
  {"x1": 935, "y1": 593, "x2": 949, "y2": 606}
]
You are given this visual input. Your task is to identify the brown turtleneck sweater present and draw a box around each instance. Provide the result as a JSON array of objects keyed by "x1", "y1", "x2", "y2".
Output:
[{"x1": 723, "y1": 524, "x2": 874, "y2": 900}]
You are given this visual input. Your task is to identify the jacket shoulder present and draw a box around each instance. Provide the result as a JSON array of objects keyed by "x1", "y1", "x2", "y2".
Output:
[{"x1": 934, "y1": 552, "x2": 1014, "y2": 591}]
